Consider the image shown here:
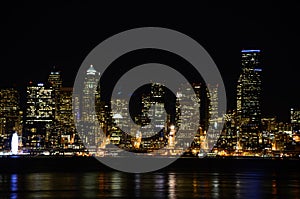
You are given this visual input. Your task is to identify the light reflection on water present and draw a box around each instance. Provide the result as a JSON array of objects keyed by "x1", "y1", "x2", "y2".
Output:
[
  {"x1": 10, "y1": 174, "x2": 17, "y2": 199},
  {"x1": 1, "y1": 170, "x2": 299, "y2": 198}
]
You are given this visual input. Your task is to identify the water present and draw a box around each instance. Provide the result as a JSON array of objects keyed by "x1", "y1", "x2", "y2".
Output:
[{"x1": 1, "y1": 170, "x2": 300, "y2": 199}]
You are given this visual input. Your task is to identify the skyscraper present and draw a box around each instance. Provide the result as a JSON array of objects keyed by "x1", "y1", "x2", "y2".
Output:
[
  {"x1": 110, "y1": 97, "x2": 129, "y2": 146},
  {"x1": 176, "y1": 83, "x2": 200, "y2": 149},
  {"x1": 24, "y1": 82, "x2": 54, "y2": 150},
  {"x1": 141, "y1": 83, "x2": 168, "y2": 138},
  {"x1": 49, "y1": 87, "x2": 83, "y2": 150},
  {"x1": 206, "y1": 84, "x2": 222, "y2": 151},
  {"x1": 54, "y1": 87, "x2": 73, "y2": 128},
  {"x1": 78, "y1": 65, "x2": 102, "y2": 153},
  {"x1": 0, "y1": 88, "x2": 22, "y2": 151},
  {"x1": 236, "y1": 49, "x2": 262, "y2": 150},
  {"x1": 48, "y1": 68, "x2": 62, "y2": 120}
]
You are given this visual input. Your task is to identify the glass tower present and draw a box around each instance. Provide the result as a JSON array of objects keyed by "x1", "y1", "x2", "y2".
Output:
[
  {"x1": 25, "y1": 83, "x2": 54, "y2": 150},
  {"x1": 236, "y1": 50, "x2": 262, "y2": 150},
  {"x1": 48, "y1": 67, "x2": 62, "y2": 120},
  {"x1": 79, "y1": 65, "x2": 101, "y2": 153}
]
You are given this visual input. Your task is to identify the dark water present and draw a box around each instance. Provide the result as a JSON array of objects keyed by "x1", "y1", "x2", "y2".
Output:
[{"x1": 1, "y1": 169, "x2": 300, "y2": 199}]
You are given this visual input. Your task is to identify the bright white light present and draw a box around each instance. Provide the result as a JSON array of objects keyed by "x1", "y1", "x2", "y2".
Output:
[
  {"x1": 11, "y1": 132, "x2": 18, "y2": 155},
  {"x1": 112, "y1": 113, "x2": 123, "y2": 119}
]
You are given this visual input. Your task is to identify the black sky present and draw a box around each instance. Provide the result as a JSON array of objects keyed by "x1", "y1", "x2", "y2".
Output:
[{"x1": 0, "y1": 2, "x2": 299, "y2": 122}]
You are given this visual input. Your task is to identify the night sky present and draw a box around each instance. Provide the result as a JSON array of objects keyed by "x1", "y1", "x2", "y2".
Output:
[{"x1": 1, "y1": 2, "x2": 299, "y2": 122}]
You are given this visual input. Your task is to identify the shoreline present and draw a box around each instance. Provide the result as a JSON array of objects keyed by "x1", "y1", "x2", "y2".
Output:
[{"x1": 0, "y1": 155, "x2": 299, "y2": 173}]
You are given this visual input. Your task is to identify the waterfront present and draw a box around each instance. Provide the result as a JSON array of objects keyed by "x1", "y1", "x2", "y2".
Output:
[
  {"x1": 1, "y1": 168, "x2": 300, "y2": 198},
  {"x1": 1, "y1": 156, "x2": 300, "y2": 198},
  {"x1": 1, "y1": 156, "x2": 300, "y2": 173}
]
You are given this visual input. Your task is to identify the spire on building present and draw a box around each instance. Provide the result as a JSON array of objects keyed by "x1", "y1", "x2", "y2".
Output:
[{"x1": 87, "y1": 65, "x2": 98, "y2": 75}]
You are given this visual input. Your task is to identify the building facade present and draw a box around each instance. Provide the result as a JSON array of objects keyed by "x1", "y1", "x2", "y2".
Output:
[
  {"x1": 0, "y1": 88, "x2": 22, "y2": 151},
  {"x1": 236, "y1": 49, "x2": 262, "y2": 150},
  {"x1": 24, "y1": 83, "x2": 54, "y2": 150},
  {"x1": 48, "y1": 68, "x2": 62, "y2": 120},
  {"x1": 78, "y1": 65, "x2": 102, "y2": 153}
]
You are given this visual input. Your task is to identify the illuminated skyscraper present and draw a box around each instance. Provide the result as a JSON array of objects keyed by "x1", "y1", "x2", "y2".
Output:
[
  {"x1": 111, "y1": 97, "x2": 131, "y2": 134},
  {"x1": 48, "y1": 69, "x2": 62, "y2": 91},
  {"x1": 208, "y1": 84, "x2": 219, "y2": 127},
  {"x1": 206, "y1": 84, "x2": 222, "y2": 151},
  {"x1": 78, "y1": 65, "x2": 102, "y2": 153},
  {"x1": 49, "y1": 87, "x2": 83, "y2": 150},
  {"x1": 110, "y1": 97, "x2": 129, "y2": 146},
  {"x1": 25, "y1": 83, "x2": 54, "y2": 150},
  {"x1": 176, "y1": 83, "x2": 200, "y2": 149},
  {"x1": 236, "y1": 49, "x2": 262, "y2": 150},
  {"x1": 0, "y1": 88, "x2": 22, "y2": 150},
  {"x1": 57, "y1": 87, "x2": 74, "y2": 125},
  {"x1": 141, "y1": 83, "x2": 167, "y2": 138},
  {"x1": 48, "y1": 68, "x2": 62, "y2": 120},
  {"x1": 237, "y1": 50, "x2": 262, "y2": 124}
]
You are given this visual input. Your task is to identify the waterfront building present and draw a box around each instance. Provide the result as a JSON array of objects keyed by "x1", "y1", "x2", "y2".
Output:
[
  {"x1": 236, "y1": 49, "x2": 262, "y2": 150},
  {"x1": 24, "y1": 82, "x2": 54, "y2": 150},
  {"x1": 48, "y1": 67, "x2": 62, "y2": 120},
  {"x1": 77, "y1": 65, "x2": 102, "y2": 153},
  {"x1": 176, "y1": 83, "x2": 200, "y2": 149},
  {"x1": 0, "y1": 88, "x2": 22, "y2": 151}
]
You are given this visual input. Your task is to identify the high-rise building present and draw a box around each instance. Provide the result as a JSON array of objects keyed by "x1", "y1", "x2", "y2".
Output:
[
  {"x1": 176, "y1": 83, "x2": 200, "y2": 149},
  {"x1": 49, "y1": 87, "x2": 83, "y2": 150},
  {"x1": 214, "y1": 111, "x2": 238, "y2": 153},
  {"x1": 207, "y1": 84, "x2": 219, "y2": 127},
  {"x1": 78, "y1": 65, "x2": 102, "y2": 153},
  {"x1": 47, "y1": 70, "x2": 85, "y2": 152},
  {"x1": 48, "y1": 68, "x2": 62, "y2": 120},
  {"x1": 236, "y1": 49, "x2": 262, "y2": 150},
  {"x1": 57, "y1": 87, "x2": 73, "y2": 126},
  {"x1": 206, "y1": 84, "x2": 222, "y2": 151},
  {"x1": 48, "y1": 69, "x2": 62, "y2": 91},
  {"x1": 0, "y1": 88, "x2": 22, "y2": 151},
  {"x1": 189, "y1": 83, "x2": 222, "y2": 154},
  {"x1": 237, "y1": 50, "x2": 262, "y2": 125},
  {"x1": 24, "y1": 82, "x2": 54, "y2": 150},
  {"x1": 110, "y1": 97, "x2": 129, "y2": 146},
  {"x1": 141, "y1": 83, "x2": 168, "y2": 138}
]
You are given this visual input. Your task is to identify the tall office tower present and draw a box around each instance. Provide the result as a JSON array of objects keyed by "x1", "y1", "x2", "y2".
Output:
[
  {"x1": 141, "y1": 83, "x2": 167, "y2": 138},
  {"x1": 49, "y1": 87, "x2": 84, "y2": 150},
  {"x1": 57, "y1": 87, "x2": 73, "y2": 126},
  {"x1": 0, "y1": 88, "x2": 22, "y2": 151},
  {"x1": 207, "y1": 84, "x2": 219, "y2": 127},
  {"x1": 205, "y1": 84, "x2": 222, "y2": 151},
  {"x1": 79, "y1": 65, "x2": 101, "y2": 153},
  {"x1": 25, "y1": 83, "x2": 54, "y2": 150},
  {"x1": 122, "y1": 83, "x2": 169, "y2": 151},
  {"x1": 111, "y1": 96, "x2": 131, "y2": 134},
  {"x1": 214, "y1": 111, "x2": 238, "y2": 153},
  {"x1": 48, "y1": 68, "x2": 62, "y2": 120},
  {"x1": 236, "y1": 49, "x2": 262, "y2": 150},
  {"x1": 200, "y1": 84, "x2": 219, "y2": 131},
  {"x1": 176, "y1": 83, "x2": 200, "y2": 149},
  {"x1": 110, "y1": 96, "x2": 129, "y2": 146}
]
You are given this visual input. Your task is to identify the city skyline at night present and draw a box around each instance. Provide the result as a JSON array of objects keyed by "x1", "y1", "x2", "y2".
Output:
[
  {"x1": 0, "y1": 48, "x2": 300, "y2": 158},
  {"x1": 1, "y1": 3, "x2": 300, "y2": 198}
]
